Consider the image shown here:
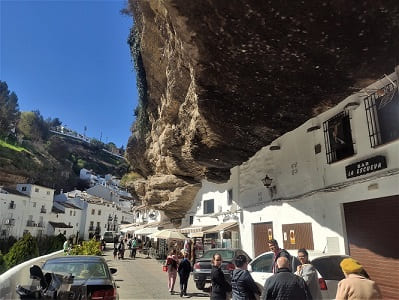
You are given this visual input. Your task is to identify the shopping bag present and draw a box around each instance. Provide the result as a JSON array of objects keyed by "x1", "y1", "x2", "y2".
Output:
[{"x1": 162, "y1": 265, "x2": 168, "y2": 272}]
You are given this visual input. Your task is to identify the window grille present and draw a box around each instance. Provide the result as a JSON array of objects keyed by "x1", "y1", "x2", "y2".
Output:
[
  {"x1": 323, "y1": 110, "x2": 355, "y2": 164},
  {"x1": 364, "y1": 80, "x2": 398, "y2": 147}
]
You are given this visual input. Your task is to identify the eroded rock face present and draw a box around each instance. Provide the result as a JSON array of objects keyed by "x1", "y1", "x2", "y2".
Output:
[{"x1": 126, "y1": 0, "x2": 399, "y2": 220}]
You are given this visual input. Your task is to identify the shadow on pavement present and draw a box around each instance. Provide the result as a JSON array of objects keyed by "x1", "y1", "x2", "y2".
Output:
[{"x1": 188, "y1": 292, "x2": 210, "y2": 298}]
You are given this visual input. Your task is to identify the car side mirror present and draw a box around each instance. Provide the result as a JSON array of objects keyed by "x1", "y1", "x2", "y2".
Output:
[
  {"x1": 247, "y1": 264, "x2": 253, "y2": 272},
  {"x1": 30, "y1": 265, "x2": 47, "y2": 289},
  {"x1": 110, "y1": 268, "x2": 117, "y2": 274}
]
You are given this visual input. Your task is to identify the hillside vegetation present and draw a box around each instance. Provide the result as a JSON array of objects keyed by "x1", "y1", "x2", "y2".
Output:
[{"x1": 0, "y1": 80, "x2": 128, "y2": 191}]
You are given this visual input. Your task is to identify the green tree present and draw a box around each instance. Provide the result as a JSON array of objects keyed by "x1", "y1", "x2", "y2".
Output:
[
  {"x1": 0, "y1": 81, "x2": 20, "y2": 136},
  {"x1": 17, "y1": 110, "x2": 49, "y2": 141},
  {"x1": 4, "y1": 233, "x2": 39, "y2": 269}
]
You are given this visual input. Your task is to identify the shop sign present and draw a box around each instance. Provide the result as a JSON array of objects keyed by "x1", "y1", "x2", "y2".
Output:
[{"x1": 345, "y1": 155, "x2": 387, "y2": 178}]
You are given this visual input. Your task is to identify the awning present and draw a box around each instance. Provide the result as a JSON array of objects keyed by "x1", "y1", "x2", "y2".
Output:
[
  {"x1": 135, "y1": 227, "x2": 159, "y2": 236},
  {"x1": 203, "y1": 222, "x2": 238, "y2": 234},
  {"x1": 49, "y1": 221, "x2": 73, "y2": 228},
  {"x1": 120, "y1": 224, "x2": 146, "y2": 233},
  {"x1": 179, "y1": 225, "x2": 217, "y2": 238}
]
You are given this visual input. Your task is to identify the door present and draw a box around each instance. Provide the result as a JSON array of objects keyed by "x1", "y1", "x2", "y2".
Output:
[
  {"x1": 253, "y1": 222, "x2": 273, "y2": 257},
  {"x1": 282, "y1": 223, "x2": 314, "y2": 250},
  {"x1": 344, "y1": 195, "x2": 399, "y2": 299}
]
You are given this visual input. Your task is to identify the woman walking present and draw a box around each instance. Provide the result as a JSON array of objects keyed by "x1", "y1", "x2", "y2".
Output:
[
  {"x1": 295, "y1": 248, "x2": 322, "y2": 300},
  {"x1": 211, "y1": 253, "x2": 232, "y2": 300},
  {"x1": 166, "y1": 249, "x2": 179, "y2": 294}
]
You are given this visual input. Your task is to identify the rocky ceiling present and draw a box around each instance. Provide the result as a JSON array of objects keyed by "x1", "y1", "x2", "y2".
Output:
[{"x1": 125, "y1": 0, "x2": 399, "y2": 221}]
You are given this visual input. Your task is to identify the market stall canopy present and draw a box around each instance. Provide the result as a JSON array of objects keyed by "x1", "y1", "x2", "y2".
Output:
[
  {"x1": 120, "y1": 224, "x2": 146, "y2": 233},
  {"x1": 150, "y1": 229, "x2": 187, "y2": 240},
  {"x1": 203, "y1": 222, "x2": 238, "y2": 234}
]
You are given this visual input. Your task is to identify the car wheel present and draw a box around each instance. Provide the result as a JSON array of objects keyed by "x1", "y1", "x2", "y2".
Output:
[{"x1": 195, "y1": 281, "x2": 205, "y2": 290}]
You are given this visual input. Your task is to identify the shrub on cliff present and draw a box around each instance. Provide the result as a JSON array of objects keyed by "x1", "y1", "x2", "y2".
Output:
[
  {"x1": 4, "y1": 233, "x2": 39, "y2": 269},
  {"x1": 69, "y1": 238, "x2": 101, "y2": 256},
  {"x1": 36, "y1": 234, "x2": 66, "y2": 255},
  {"x1": 0, "y1": 251, "x2": 6, "y2": 274}
]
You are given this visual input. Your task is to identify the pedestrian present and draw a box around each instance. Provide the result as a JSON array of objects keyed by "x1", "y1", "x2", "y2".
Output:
[
  {"x1": 335, "y1": 258, "x2": 381, "y2": 300},
  {"x1": 267, "y1": 239, "x2": 292, "y2": 273},
  {"x1": 295, "y1": 248, "x2": 322, "y2": 300},
  {"x1": 231, "y1": 254, "x2": 260, "y2": 300},
  {"x1": 113, "y1": 245, "x2": 118, "y2": 260},
  {"x1": 131, "y1": 237, "x2": 138, "y2": 259},
  {"x1": 118, "y1": 238, "x2": 125, "y2": 260},
  {"x1": 178, "y1": 251, "x2": 191, "y2": 297},
  {"x1": 211, "y1": 253, "x2": 232, "y2": 300},
  {"x1": 63, "y1": 237, "x2": 73, "y2": 255},
  {"x1": 263, "y1": 256, "x2": 312, "y2": 300},
  {"x1": 166, "y1": 249, "x2": 179, "y2": 294}
]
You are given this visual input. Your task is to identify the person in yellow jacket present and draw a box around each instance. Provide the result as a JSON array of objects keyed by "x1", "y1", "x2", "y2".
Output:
[{"x1": 336, "y1": 258, "x2": 381, "y2": 300}]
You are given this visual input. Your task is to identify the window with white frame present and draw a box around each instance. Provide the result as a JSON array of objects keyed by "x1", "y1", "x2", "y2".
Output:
[
  {"x1": 323, "y1": 111, "x2": 355, "y2": 163},
  {"x1": 91, "y1": 209, "x2": 95, "y2": 215},
  {"x1": 364, "y1": 81, "x2": 399, "y2": 147},
  {"x1": 203, "y1": 199, "x2": 214, "y2": 214}
]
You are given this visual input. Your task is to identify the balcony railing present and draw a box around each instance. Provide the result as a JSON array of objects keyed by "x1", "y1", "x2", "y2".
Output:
[
  {"x1": 26, "y1": 220, "x2": 36, "y2": 227},
  {"x1": 40, "y1": 208, "x2": 47, "y2": 213},
  {"x1": 9, "y1": 203, "x2": 16, "y2": 209},
  {"x1": 37, "y1": 222, "x2": 44, "y2": 227}
]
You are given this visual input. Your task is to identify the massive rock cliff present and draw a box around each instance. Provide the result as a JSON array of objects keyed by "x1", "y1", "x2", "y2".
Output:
[{"x1": 125, "y1": 0, "x2": 399, "y2": 221}]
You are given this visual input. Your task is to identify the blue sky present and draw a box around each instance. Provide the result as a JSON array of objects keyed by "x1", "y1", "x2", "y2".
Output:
[{"x1": 0, "y1": 0, "x2": 137, "y2": 148}]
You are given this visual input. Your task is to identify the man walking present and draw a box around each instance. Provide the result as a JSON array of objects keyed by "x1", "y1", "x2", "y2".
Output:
[
  {"x1": 231, "y1": 255, "x2": 261, "y2": 300},
  {"x1": 268, "y1": 239, "x2": 292, "y2": 273},
  {"x1": 263, "y1": 256, "x2": 312, "y2": 300},
  {"x1": 178, "y1": 252, "x2": 191, "y2": 297}
]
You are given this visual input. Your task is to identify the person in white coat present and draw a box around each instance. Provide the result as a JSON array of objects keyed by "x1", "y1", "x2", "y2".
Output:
[{"x1": 295, "y1": 248, "x2": 322, "y2": 300}]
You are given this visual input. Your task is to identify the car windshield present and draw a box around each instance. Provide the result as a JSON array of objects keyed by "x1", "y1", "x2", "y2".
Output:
[
  {"x1": 202, "y1": 250, "x2": 235, "y2": 260},
  {"x1": 312, "y1": 256, "x2": 346, "y2": 281},
  {"x1": 43, "y1": 261, "x2": 108, "y2": 280}
]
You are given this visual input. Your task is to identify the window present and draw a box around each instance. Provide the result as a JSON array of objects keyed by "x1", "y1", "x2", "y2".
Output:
[
  {"x1": 98, "y1": 210, "x2": 101, "y2": 216},
  {"x1": 32, "y1": 202, "x2": 36, "y2": 208},
  {"x1": 70, "y1": 211, "x2": 73, "y2": 216},
  {"x1": 46, "y1": 191, "x2": 50, "y2": 195},
  {"x1": 203, "y1": 199, "x2": 214, "y2": 214},
  {"x1": 22, "y1": 186, "x2": 27, "y2": 191},
  {"x1": 35, "y1": 188, "x2": 39, "y2": 192},
  {"x1": 91, "y1": 209, "x2": 95, "y2": 215},
  {"x1": 73, "y1": 211, "x2": 76, "y2": 216},
  {"x1": 364, "y1": 81, "x2": 399, "y2": 147},
  {"x1": 323, "y1": 111, "x2": 355, "y2": 163},
  {"x1": 189, "y1": 216, "x2": 194, "y2": 225},
  {"x1": 227, "y1": 189, "x2": 233, "y2": 205}
]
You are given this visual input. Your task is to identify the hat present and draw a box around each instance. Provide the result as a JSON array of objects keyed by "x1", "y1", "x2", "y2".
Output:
[{"x1": 340, "y1": 258, "x2": 363, "y2": 274}]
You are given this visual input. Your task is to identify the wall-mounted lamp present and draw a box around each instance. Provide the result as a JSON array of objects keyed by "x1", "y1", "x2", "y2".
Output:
[
  {"x1": 262, "y1": 174, "x2": 277, "y2": 198},
  {"x1": 261, "y1": 174, "x2": 273, "y2": 187}
]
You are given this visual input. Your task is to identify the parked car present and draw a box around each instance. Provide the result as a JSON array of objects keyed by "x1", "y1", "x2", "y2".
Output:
[
  {"x1": 102, "y1": 231, "x2": 117, "y2": 243},
  {"x1": 193, "y1": 248, "x2": 251, "y2": 290},
  {"x1": 41, "y1": 255, "x2": 118, "y2": 300},
  {"x1": 248, "y1": 251, "x2": 353, "y2": 299}
]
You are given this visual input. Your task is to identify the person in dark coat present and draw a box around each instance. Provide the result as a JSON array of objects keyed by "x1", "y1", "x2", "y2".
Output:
[
  {"x1": 211, "y1": 253, "x2": 232, "y2": 300},
  {"x1": 268, "y1": 239, "x2": 292, "y2": 273},
  {"x1": 263, "y1": 256, "x2": 312, "y2": 300},
  {"x1": 177, "y1": 251, "x2": 192, "y2": 297},
  {"x1": 231, "y1": 255, "x2": 261, "y2": 300}
]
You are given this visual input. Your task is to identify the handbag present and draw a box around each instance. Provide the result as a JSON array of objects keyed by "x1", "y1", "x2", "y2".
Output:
[{"x1": 162, "y1": 265, "x2": 168, "y2": 272}]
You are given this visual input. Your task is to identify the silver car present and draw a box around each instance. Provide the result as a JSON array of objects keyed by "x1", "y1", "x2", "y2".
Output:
[{"x1": 248, "y1": 251, "x2": 352, "y2": 299}]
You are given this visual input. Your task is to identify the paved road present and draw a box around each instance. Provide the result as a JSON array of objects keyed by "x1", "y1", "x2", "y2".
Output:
[{"x1": 103, "y1": 245, "x2": 210, "y2": 300}]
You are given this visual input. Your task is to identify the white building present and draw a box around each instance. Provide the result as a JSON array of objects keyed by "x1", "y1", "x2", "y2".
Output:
[{"x1": 181, "y1": 67, "x2": 399, "y2": 298}]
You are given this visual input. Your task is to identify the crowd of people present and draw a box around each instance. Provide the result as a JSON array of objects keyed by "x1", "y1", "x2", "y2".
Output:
[
  {"x1": 206, "y1": 238, "x2": 381, "y2": 300},
  {"x1": 112, "y1": 236, "x2": 152, "y2": 260}
]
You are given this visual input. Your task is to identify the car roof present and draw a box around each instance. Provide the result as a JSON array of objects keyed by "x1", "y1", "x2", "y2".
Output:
[{"x1": 44, "y1": 255, "x2": 106, "y2": 264}]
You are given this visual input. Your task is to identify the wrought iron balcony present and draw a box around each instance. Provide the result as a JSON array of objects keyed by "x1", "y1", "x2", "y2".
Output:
[
  {"x1": 8, "y1": 203, "x2": 16, "y2": 209},
  {"x1": 40, "y1": 208, "x2": 47, "y2": 213},
  {"x1": 4, "y1": 218, "x2": 15, "y2": 226}
]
